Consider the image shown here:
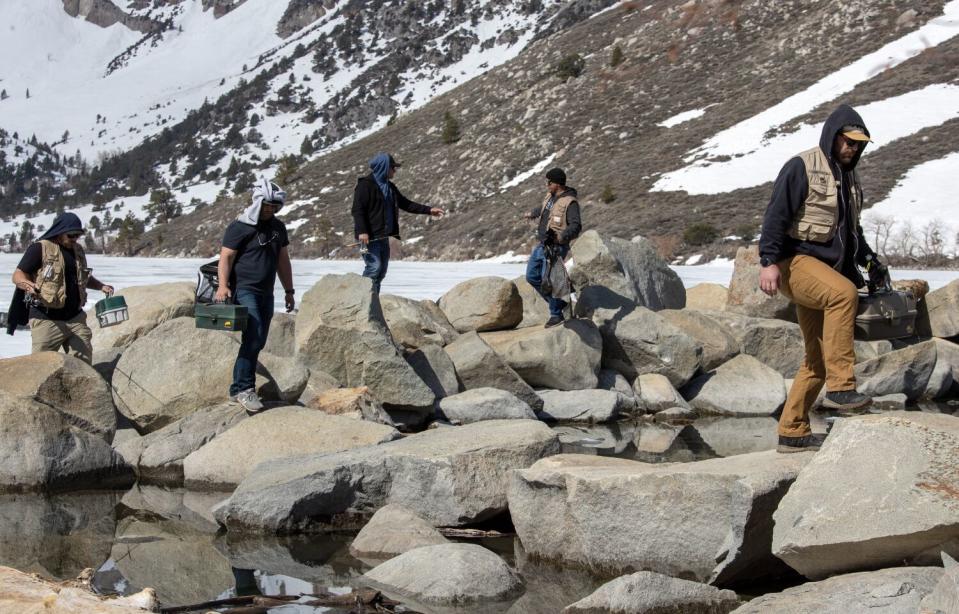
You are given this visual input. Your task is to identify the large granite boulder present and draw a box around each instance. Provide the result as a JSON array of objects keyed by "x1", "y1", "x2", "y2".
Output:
[
  {"x1": 294, "y1": 274, "x2": 434, "y2": 414},
  {"x1": 725, "y1": 247, "x2": 795, "y2": 321},
  {"x1": 215, "y1": 419, "x2": 559, "y2": 532},
  {"x1": 183, "y1": 407, "x2": 401, "y2": 489},
  {"x1": 660, "y1": 309, "x2": 739, "y2": 371},
  {"x1": 254, "y1": 351, "x2": 310, "y2": 403},
  {"x1": 634, "y1": 373, "x2": 691, "y2": 413},
  {"x1": 563, "y1": 571, "x2": 741, "y2": 614},
  {"x1": 480, "y1": 319, "x2": 603, "y2": 390},
  {"x1": 731, "y1": 566, "x2": 943, "y2": 613},
  {"x1": 598, "y1": 369, "x2": 641, "y2": 413},
  {"x1": 381, "y1": 294, "x2": 458, "y2": 350},
  {"x1": 406, "y1": 343, "x2": 460, "y2": 399},
  {"x1": 570, "y1": 231, "x2": 685, "y2": 317},
  {"x1": 263, "y1": 312, "x2": 296, "y2": 357},
  {"x1": 115, "y1": 402, "x2": 247, "y2": 484},
  {"x1": 438, "y1": 277, "x2": 523, "y2": 333},
  {"x1": 536, "y1": 389, "x2": 628, "y2": 423},
  {"x1": 772, "y1": 412, "x2": 959, "y2": 579},
  {"x1": 0, "y1": 352, "x2": 116, "y2": 441},
  {"x1": 438, "y1": 388, "x2": 536, "y2": 424},
  {"x1": 919, "y1": 278, "x2": 959, "y2": 338},
  {"x1": 350, "y1": 504, "x2": 449, "y2": 560},
  {"x1": 444, "y1": 332, "x2": 542, "y2": 410},
  {"x1": 683, "y1": 355, "x2": 786, "y2": 416},
  {"x1": 854, "y1": 339, "x2": 938, "y2": 400},
  {"x1": 685, "y1": 283, "x2": 729, "y2": 311},
  {"x1": 512, "y1": 274, "x2": 551, "y2": 329},
  {"x1": 0, "y1": 566, "x2": 159, "y2": 614},
  {"x1": 596, "y1": 307, "x2": 704, "y2": 387},
  {"x1": 0, "y1": 391, "x2": 133, "y2": 493},
  {"x1": 88, "y1": 281, "x2": 195, "y2": 350},
  {"x1": 921, "y1": 552, "x2": 959, "y2": 614},
  {"x1": 509, "y1": 451, "x2": 810, "y2": 585},
  {"x1": 926, "y1": 338, "x2": 959, "y2": 399},
  {"x1": 739, "y1": 319, "x2": 805, "y2": 378},
  {"x1": 362, "y1": 543, "x2": 522, "y2": 609}
]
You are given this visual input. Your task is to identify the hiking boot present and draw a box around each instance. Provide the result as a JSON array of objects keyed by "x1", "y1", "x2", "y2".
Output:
[
  {"x1": 777, "y1": 433, "x2": 827, "y2": 453},
  {"x1": 232, "y1": 389, "x2": 264, "y2": 413},
  {"x1": 544, "y1": 315, "x2": 564, "y2": 328},
  {"x1": 821, "y1": 390, "x2": 871, "y2": 412}
]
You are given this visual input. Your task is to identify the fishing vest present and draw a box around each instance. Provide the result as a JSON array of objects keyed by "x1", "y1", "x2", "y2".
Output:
[
  {"x1": 788, "y1": 146, "x2": 862, "y2": 243},
  {"x1": 540, "y1": 193, "x2": 577, "y2": 237},
  {"x1": 35, "y1": 240, "x2": 89, "y2": 310}
]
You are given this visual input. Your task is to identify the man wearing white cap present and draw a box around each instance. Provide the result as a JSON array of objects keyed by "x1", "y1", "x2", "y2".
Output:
[{"x1": 757, "y1": 104, "x2": 887, "y2": 453}]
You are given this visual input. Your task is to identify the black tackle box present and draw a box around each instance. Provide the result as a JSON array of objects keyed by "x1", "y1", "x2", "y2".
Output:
[{"x1": 854, "y1": 290, "x2": 917, "y2": 341}]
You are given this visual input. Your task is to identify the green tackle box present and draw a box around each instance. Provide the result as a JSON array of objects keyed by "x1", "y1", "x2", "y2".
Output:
[{"x1": 194, "y1": 303, "x2": 248, "y2": 332}]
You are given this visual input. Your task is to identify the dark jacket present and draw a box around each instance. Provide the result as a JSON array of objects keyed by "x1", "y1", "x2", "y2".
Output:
[
  {"x1": 530, "y1": 187, "x2": 583, "y2": 244},
  {"x1": 759, "y1": 104, "x2": 876, "y2": 288},
  {"x1": 351, "y1": 174, "x2": 431, "y2": 240}
]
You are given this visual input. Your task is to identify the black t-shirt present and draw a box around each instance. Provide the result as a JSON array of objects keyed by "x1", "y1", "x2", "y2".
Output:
[
  {"x1": 222, "y1": 218, "x2": 289, "y2": 295},
  {"x1": 17, "y1": 242, "x2": 83, "y2": 321}
]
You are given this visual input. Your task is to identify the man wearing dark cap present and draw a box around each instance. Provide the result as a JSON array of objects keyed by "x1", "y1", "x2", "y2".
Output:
[
  {"x1": 758, "y1": 104, "x2": 888, "y2": 453},
  {"x1": 351, "y1": 152, "x2": 444, "y2": 293},
  {"x1": 524, "y1": 167, "x2": 582, "y2": 327},
  {"x1": 8, "y1": 212, "x2": 114, "y2": 363}
]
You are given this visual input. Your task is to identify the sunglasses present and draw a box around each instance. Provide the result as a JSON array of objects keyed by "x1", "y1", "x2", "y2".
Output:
[{"x1": 840, "y1": 135, "x2": 864, "y2": 149}]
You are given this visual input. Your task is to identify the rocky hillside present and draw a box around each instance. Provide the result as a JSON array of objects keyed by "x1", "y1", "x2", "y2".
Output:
[{"x1": 133, "y1": 0, "x2": 958, "y2": 263}]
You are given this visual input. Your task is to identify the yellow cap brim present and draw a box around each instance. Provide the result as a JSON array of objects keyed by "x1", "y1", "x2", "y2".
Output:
[{"x1": 842, "y1": 130, "x2": 872, "y2": 142}]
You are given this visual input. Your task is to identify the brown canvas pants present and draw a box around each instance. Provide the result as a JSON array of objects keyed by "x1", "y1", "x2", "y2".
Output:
[
  {"x1": 31, "y1": 311, "x2": 93, "y2": 364},
  {"x1": 777, "y1": 255, "x2": 858, "y2": 437}
]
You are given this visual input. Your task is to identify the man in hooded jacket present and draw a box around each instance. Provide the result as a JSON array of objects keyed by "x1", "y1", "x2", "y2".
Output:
[
  {"x1": 215, "y1": 177, "x2": 295, "y2": 413},
  {"x1": 351, "y1": 153, "x2": 444, "y2": 293},
  {"x1": 9, "y1": 212, "x2": 113, "y2": 363},
  {"x1": 758, "y1": 104, "x2": 888, "y2": 453}
]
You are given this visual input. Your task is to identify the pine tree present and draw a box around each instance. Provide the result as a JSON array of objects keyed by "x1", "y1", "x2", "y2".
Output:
[
  {"x1": 300, "y1": 136, "x2": 314, "y2": 156},
  {"x1": 442, "y1": 111, "x2": 461, "y2": 145},
  {"x1": 274, "y1": 155, "x2": 298, "y2": 186},
  {"x1": 146, "y1": 189, "x2": 181, "y2": 223},
  {"x1": 610, "y1": 45, "x2": 624, "y2": 67},
  {"x1": 601, "y1": 185, "x2": 616, "y2": 203}
]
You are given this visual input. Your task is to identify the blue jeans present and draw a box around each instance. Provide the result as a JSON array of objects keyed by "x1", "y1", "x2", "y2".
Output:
[
  {"x1": 361, "y1": 239, "x2": 390, "y2": 294},
  {"x1": 230, "y1": 289, "x2": 274, "y2": 396},
  {"x1": 526, "y1": 243, "x2": 569, "y2": 317}
]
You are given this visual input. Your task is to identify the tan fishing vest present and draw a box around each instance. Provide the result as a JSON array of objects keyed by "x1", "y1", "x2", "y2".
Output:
[
  {"x1": 788, "y1": 146, "x2": 862, "y2": 243},
  {"x1": 35, "y1": 240, "x2": 89, "y2": 309},
  {"x1": 540, "y1": 193, "x2": 576, "y2": 237}
]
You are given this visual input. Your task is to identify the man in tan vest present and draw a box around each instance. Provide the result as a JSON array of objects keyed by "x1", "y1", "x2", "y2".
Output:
[
  {"x1": 524, "y1": 167, "x2": 582, "y2": 327},
  {"x1": 9, "y1": 213, "x2": 113, "y2": 363},
  {"x1": 758, "y1": 104, "x2": 888, "y2": 453}
]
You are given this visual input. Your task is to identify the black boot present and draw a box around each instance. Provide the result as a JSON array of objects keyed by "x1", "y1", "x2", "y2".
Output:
[
  {"x1": 544, "y1": 315, "x2": 564, "y2": 328},
  {"x1": 822, "y1": 390, "x2": 871, "y2": 412},
  {"x1": 777, "y1": 433, "x2": 827, "y2": 453}
]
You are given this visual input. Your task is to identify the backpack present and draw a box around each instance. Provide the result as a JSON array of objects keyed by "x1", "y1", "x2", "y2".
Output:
[{"x1": 195, "y1": 259, "x2": 221, "y2": 304}]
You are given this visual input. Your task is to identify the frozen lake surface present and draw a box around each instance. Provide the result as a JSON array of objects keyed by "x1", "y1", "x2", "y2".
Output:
[{"x1": 2, "y1": 253, "x2": 957, "y2": 359}]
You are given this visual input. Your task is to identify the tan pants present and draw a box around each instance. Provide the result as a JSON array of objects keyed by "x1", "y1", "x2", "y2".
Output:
[
  {"x1": 31, "y1": 311, "x2": 93, "y2": 364},
  {"x1": 778, "y1": 255, "x2": 858, "y2": 437}
]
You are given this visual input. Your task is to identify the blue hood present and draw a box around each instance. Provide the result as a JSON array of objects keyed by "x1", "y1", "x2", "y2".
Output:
[
  {"x1": 369, "y1": 153, "x2": 394, "y2": 203},
  {"x1": 39, "y1": 213, "x2": 84, "y2": 240}
]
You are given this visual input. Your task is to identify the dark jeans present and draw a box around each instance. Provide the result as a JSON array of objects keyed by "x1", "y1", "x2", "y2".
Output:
[
  {"x1": 361, "y1": 239, "x2": 391, "y2": 294},
  {"x1": 526, "y1": 243, "x2": 569, "y2": 317},
  {"x1": 230, "y1": 288, "x2": 274, "y2": 396}
]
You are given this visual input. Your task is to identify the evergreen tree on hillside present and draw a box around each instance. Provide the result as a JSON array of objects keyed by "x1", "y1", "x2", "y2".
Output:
[
  {"x1": 442, "y1": 111, "x2": 461, "y2": 144},
  {"x1": 300, "y1": 136, "x2": 314, "y2": 156},
  {"x1": 274, "y1": 155, "x2": 299, "y2": 186},
  {"x1": 146, "y1": 188, "x2": 182, "y2": 223}
]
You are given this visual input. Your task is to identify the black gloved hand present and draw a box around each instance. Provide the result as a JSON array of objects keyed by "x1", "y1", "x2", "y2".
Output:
[
  {"x1": 865, "y1": 255, "x2": 889, "y2": 292},
  {"x1": 544, "y1": 228, "x2": 558, "y2": 246}
]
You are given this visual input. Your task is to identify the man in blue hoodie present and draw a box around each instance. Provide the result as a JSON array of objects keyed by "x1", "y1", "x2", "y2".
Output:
[
  {"x1": 758, "y1": 104, "x2": 888, "y2": 453},
  {"x1": 351, "y1": 153, "x2": 444, "y2": 293}
]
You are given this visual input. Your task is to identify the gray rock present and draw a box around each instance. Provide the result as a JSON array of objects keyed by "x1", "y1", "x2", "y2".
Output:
[
  {"x1": 294, "y1": 274, "x2": 434, "y2": 414},
  {"x1": 91, "y1": 347, "x2": 123, "y2": 386},
  {"x1": 480, "y1": 319, "x2": 602, "y2": 390},
  {"x1": 854, "y1": 339, "x2": 892, "y2": 363},
  {"x1": 926, "y1": 338, "x2": 959, "y2": 399},
  {"x1": 439, "y1": 388, "x2": 536, "y2": 424},
  {"x1": 115, "y1": 403, "x2": 248, "y2": 484},
  {"x1": 0, "y1": 391, "x2": 134, "y2": 493},
  {"x1": 263, "y1": 311, "x2": 296, "y2": 357},
  {"x1": 919, "y1": 278, "x2": 959, "y2": 338},
  {"x1": 684, "y1": 355, "x2": 786, "y2": 416},
  {"x1": 740, "y1": 319, "x2": 805, "y2": 378},
  {"x1": 871, "y1": 393, "x2": 908, "y2": 410},
  {"x1": 406, "y1": 343, "x2": 461, "y2": 399},
  {"x1": 854, "y1": 339, "x2": 938, "y2": 400},
  {"x1": 0, "y1": 566, "x2": 158, "y2": 614},
  {"x1": 509, "y1": 451, "x2": 810, "y2": 584},
  {"x1": 445, "y1": 332, "x2": 543, "y2": 410},
  {"x1": 255, "y1": 351, "x2": 310, "y2": 403},
  {"x1": 215, "y1": 419, "x2": 559, "y2": 532},
  {"x1": 350, "y1": 504, "x2": 449, "y2": 559},
  {"x1": 438, "y1": 277, "x2": 523, "y2": 333},
  {"x1": 88, "y1": 281, "x2": 195, "y2": 350},
  {"x1": 183, "y1": 407, "x2": 400, "y2": 489},
  {"x1": 297, "y1": 368, "x2": 341, "y2": 406},
  {"x1": 731, "y1": 566, "x2": 943, "y2": 613},
  {"x1": 685, "y1": 283, "x2": 729, "y2": 311},
  {"x1": 563, "y1": 571, "x2": 741, "y2": 614},
  {"x1": 513, "y1": 274, "x2": 551, "y2": 329},
  {"x1": 660, "y1": 309, "x2": 739, "y2": 371},
  {"x1": 536, "y1": 389, "x2": 627, "y2": 423},
  {"x1": 772, "y1": 412, "x2": 959, "y2": 579},
  {"x1": 725, "y1": 247, "x2": 795, "y2": 321},
  {"x1": 634, "y1": 373, "x2": 691, "y2": 413},
  {"x1": 596, "y1": 306, "x2": 703, "y2": 387},
  {"x1": 381, "y1": 294, "x2": 459, "y2": 350},
  {"x1": 305, "y1": 386, "x2": 396, "y2": 425},
  {"x1": 920, "y1": 552, "x2": 959, "y2": 614},
  {"x1": 0, "y1": 352, "x2": 116, "y2": 441},
  {"x1": 598, "y1": 368, "x2": 641, "y2": 413},
  {"x1": 362, "y1": 543, "x2": 522, "y2": 606},
  {"x1": 570, "y1": 231, "x2": 685, "y2": 316}
]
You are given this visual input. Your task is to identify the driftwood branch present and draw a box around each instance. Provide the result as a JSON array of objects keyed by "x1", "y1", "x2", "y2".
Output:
[{"x1": 437, "y1": 527, "x2": 512, "y2": 538}]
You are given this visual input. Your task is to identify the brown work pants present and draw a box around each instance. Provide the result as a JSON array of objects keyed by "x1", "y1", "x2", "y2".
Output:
[
  {"x1": 777, "y1": 255, "x2": 858, "y2": 437},
  {"x1": 31, "y1": 311, "x2": 93, "y2": 364}
]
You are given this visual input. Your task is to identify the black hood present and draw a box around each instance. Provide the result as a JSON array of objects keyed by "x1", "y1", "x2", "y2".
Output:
[
  {"x1": 557, "y1": 186, "x2": 577, "y2": 199},
  {"x1": 38, "y1": 212, "x2": 84, "y2": 241},
  {"x1": 819, "y1": 104, "x2": 870, "y2": 171}
]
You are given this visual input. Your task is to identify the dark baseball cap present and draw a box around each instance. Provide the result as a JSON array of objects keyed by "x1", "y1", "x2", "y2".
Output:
[{"x1": 389, "y1": 154, "x2": 402, "y2": 169}]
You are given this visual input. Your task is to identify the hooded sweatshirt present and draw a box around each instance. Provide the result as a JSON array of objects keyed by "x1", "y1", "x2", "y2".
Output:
[
  {"x1": 759, "y1": 104, "x2": 876, "y2": 287},
  {"x1": 351, "y1": 154, "x2": 431, "y2": 240}
]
